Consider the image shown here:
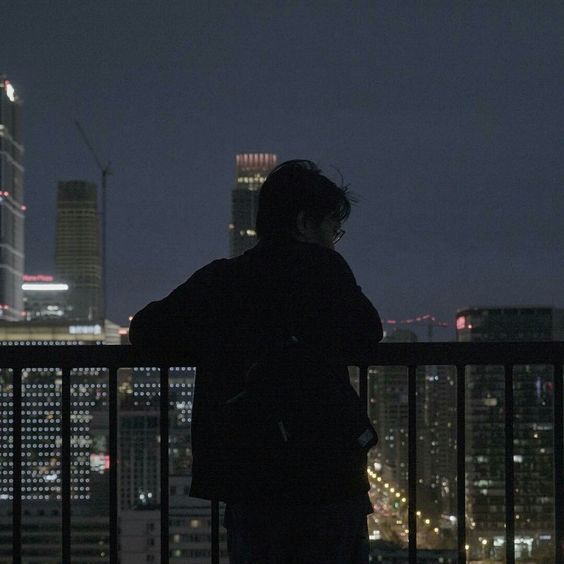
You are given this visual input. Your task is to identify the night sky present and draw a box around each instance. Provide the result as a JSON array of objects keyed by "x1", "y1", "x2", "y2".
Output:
[{"x1": 2, "y1": 2, "x2": 563, "y2": 339}]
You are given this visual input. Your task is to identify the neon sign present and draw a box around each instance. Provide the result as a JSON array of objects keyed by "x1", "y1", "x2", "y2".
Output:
[{"x1": 23, "y1": 274, "x2": 54, "y2": 282}]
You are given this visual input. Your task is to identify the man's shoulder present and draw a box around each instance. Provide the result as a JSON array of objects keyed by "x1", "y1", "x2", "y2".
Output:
[
  {"x1": 255, "y1": 239, "x2": 347, "y2": 264},
  {"x1": 290, "y1": 241, "x2": 352, "y2": 274},
  {"x1": 186, "y1": 254, "x2": 258, "y2": 292},
  {"x1": 191, "y1": 257, "x2": 236, "y2": 279},
  {"x1": 190, "y1": 243, "x2": 349, "y2": 284}
]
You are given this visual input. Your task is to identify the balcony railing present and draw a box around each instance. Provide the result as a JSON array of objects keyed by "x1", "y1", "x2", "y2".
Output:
[{"x1": 2, "y1": 342, "x2": 563, "y2": 564}]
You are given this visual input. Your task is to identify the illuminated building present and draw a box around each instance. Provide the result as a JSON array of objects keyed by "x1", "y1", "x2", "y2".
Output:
[
  {"x1": 0, "y1": 320, "x2": 120, "y2": 523},
  {"x1": 120, "y1": 476, "x2": 229, "y2": 563},
  {"x1": 22, "y1": 274, "x2": 70, "y2": 320},
  {"x1": 0, "y1": 77, "x2": 25, "y2": 320},
  {"x1": 119, "y1": 408, "x2": 160, "y2": 510},
  {"x1": 369, "y1": 329, "x2": 417, "y2": 492},
  {"x1": 229, "y1": 153, "x2": 277, "y2": 257},
  {"x1": 119, "y1": 368, "x2": 195, "y2": 510},
  {"x1": 370, "y1": 329, "x2": 457, "y2": 535},
  {"x1": 55, "y1": 180, "x2": 102, "y2": 321},
  {"x1": 456, "y1": 306, "x2": 564, "y2": 560},
  {"x1": 0, "y1": 328, "x2": 193, "y2": 561},
  {"x1": 0, "y1": 502, "x2": 110, "y2": 563},
  {"x1": 419, "y1": 364, "x2": 457, "y2": 518},
  {"x1": 0, "y1": 319, "x2": 120, "y2": 344}
]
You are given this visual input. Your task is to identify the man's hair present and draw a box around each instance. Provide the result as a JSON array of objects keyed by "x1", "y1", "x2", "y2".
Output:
[{"x1": 255, "y1": 160, "x2": 354, "y2": 240}]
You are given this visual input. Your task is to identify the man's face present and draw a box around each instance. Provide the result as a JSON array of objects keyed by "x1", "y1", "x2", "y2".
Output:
[{"x1": 297, "y1": 213, "x2": 342, "y2": 250}]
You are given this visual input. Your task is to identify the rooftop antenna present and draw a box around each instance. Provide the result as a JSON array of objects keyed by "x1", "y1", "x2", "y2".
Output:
[{"x1": 74, "y1": 119, "x2": 112, "y2": 323}]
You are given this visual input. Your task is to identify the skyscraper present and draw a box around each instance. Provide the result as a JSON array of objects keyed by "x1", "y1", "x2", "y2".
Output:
[
  {"x1": 55, "y1": 180, "x2": 102, "y2": 321},
  {"x1": 229, "y1": 153, "x2": 277, "y2": 257},
  {"x1": 456, "y1": 306, "x2": 564, "y2": 560},
  {"x1": 0, "y1": 77, "x2": 25, "y2": 320},
  {"x1": 370, "y1": 329, "x2": 456, "y2": 522}
]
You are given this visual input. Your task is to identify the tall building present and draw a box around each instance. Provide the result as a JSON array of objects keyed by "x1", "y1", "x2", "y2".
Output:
[
  {"x1": 0, "y1": 324, "x2": 116, "y2": 564},
  {"x1": 120, "y1": 476, "x2": 229, "y2": 563},
  {"x1": 456, "y1": 306, "x2": 564, "y2": 561},
  {"x1": 229, "y1": 153, "x2": 277, "y2": 257},
  {"x1": 0, "y1": 77, "x2": 25, "y2": 320},
  {"x1": 369, "y1": 329, "x2": 457, "y2": 548},
  {"x1": 0, "y1": 501, "x2": 110, "y2": 563},
  {"x1": 55, "y1": 180, "x2": 103, "y2": 321},
  {"x1": 0, "y1": 338, "x2": 196, "y2": 561},
  {"x1": 118, "y1": 367, "x2": 195, "y2": 510}
]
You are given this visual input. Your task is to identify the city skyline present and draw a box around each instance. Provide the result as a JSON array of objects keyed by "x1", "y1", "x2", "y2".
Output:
[
  {"x1": 1, "y1": 3, "x2": 562, "y2": 329},
  {"x1": 2, "y1": 6, "x2": 563, "y2": 559}
]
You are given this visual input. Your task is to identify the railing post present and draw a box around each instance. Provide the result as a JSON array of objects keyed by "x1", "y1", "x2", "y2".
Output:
[
  {"x1": 160, "y1": 366, "x2": 169, "y2": 564},
  {"x1": 554, "y1": 363, "x2": 564, "y2": 562},
  {"x1": 211, "y1": 500, "x2": 220, "y2": 564},
  {"x1": 504, "y1": 364, "x2": 515, "y2": 564},
  {"x1": 12, "y1": 368, "x2": 22, "y2": 564},
  {"x1": 407, "y1": 365, "x2": 417, "y2": 564},
  {"x1": 359, "y1": 365, "x2": 368, "y2": 408},
  {"x1": 109, "y1": 367, "x2": 119, "y2": 564},
  {"x1": 61, "y1": 367, "x2": 72, "y2": 563},
  {"x1": 456, "y1": 365, "x2": 466, "y2": 564}
]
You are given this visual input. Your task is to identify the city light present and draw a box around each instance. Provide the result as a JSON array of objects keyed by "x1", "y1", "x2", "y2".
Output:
[
  {"x1": 22, "y1": 283, "x2": 69, "y2": 291},
  {"x1": 69, "y1": 324, "x2": 102, "y2": 335},
  {"x1": 4, "y1": 81, "x2": 15, "y2": 102}
]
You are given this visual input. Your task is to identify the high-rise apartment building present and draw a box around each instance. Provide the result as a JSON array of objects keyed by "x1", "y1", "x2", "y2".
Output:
[
  {"x1": 369, "y1": 328, "x2": 457, "y2": 547},
  {"x1": 229, "y1": 153, "x2": 277, "y2": 257},
  {"x1": 0, "y1": 357, "x2": 195, "y2": 561},
  {"x1": 0, "y1": 77, "x2": 25, "y2": 320},
  {"x1": 456, "y1": 306, "x2": 564, "y2": 560},
  {"x1": 119, "y1": 367, "x2": 194, "y2": 510},
  {"x1": 55, "y1": 181, "x2": 102, "y2": 321}
]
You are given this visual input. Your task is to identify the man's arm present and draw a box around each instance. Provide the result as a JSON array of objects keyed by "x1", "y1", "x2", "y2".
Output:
[{"x1": 129, "y1": 262, "x2": 224, "y2": 355}]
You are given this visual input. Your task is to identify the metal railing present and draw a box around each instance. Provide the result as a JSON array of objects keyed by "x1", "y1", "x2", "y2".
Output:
[{"x1": 2, "y1": 341, "x2": 564, "y2": 564}]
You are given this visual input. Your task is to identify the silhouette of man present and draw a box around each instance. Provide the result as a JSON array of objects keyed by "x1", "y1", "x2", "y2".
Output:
[{"x1": 129, "y1": 160, "x2": 383, "y2": 563}]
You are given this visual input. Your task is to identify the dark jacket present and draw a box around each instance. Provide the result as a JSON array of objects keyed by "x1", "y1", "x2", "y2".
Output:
[{"x1": 129, "y1": 237, "x2": 383, "y2": 504}]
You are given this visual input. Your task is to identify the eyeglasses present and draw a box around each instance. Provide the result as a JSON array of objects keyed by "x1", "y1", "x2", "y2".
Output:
[{"x1": 333, "y1": 229, "x2": 345, "y2": 244}]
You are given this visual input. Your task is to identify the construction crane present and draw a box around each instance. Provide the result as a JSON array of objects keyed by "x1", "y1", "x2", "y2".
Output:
[
  {"x1": 383, "y1": 314, "x2": 449, "y2": 341},
  {"x1": 74, "y1": 120, "x2": 112, "y2": 322}
]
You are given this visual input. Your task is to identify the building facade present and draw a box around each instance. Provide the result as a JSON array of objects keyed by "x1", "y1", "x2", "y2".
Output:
[
  {"x1": 369, "y1": 328, "x2": 457, "y2": 548},
  {"x1": 120, "y1": 476, "x2": 229, "y2": 563},
  {"x1": 456, "y1": 306, "x2": 564, "y2": 560},
  {"x1": 0, "y1": 330, "x2": 197, "y2": 561},
  {"x1": 22, "y1": 274, "x2": 70, "y2": 320},
  {"x1": 55, "y1": 180, "x2": 102, "y2": 321},
  {"x1": 368, "y1": 329, "x2": 456, "y2": 549},
  {"x1": 0, "y1": 77, "x2": 25, "y2": 320},
  {"x1": 229, "y1": 153, "x2": 277, "y2": 257}
]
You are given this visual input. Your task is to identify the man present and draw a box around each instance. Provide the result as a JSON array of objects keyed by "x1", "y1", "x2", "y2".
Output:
[{"x1": 129, "y1": 160, "x2": 383, "y2": 563}]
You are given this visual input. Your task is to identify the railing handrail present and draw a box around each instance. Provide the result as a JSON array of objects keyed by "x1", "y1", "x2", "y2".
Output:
[{"x1": 0, "y1": 340, "x2": 562, "y2": 367}]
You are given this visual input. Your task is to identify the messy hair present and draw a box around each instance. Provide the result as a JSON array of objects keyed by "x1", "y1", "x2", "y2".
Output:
[{"x1": 255, "y1": 160, "x2": 354, "y2": 240}]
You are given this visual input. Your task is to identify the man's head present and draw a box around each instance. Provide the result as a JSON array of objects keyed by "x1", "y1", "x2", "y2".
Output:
[{"x1": 255, "y1": 160, "x2": 354, "y2": 250}]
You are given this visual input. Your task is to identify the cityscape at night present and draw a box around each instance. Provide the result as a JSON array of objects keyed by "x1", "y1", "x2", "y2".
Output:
[{"x1": 1, "y1": 3, "x2": 563, "y2": 563}]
